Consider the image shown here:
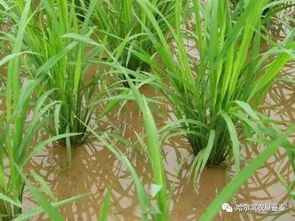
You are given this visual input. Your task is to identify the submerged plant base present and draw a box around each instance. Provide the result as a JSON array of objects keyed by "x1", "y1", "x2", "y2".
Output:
[
  {"x1": 121, "y1": 59, "x2": 151, "y2": 88},
  {"x1": 0, "y1": 185, "x2": 23, "y2": 221},
  {"x1": 0, "y1": 206, "x2": 21, "y2": 221},
  {"x1": 58, "y1": 133, "x2": 87, "y2": 147},
  {"x1": 187, "y1": 132, "x2": 230, "y2": 168}
]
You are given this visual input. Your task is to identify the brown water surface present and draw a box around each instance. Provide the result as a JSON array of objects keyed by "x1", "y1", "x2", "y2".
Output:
[
  {"x1": 1, "y1": 11, "x2": 294, "y2": 220},
  {"x1": 23, "y1": 65, "x2": 295, "y2": 220}
]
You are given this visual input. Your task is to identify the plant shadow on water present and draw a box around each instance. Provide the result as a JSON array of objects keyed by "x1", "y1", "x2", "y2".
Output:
[
  {"x1": 0, "y1": 3, "x2": 294, "y2": 220},
  {"x1": 22, "y1": 64, "x2": 295, "y2": 220}
]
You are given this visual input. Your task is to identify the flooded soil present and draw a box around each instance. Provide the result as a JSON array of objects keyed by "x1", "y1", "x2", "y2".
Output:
[
  {"x1": 22, "y1": 64, "x2": 295, "y2": 220},
  {"x1": 1, "y1": 10, "x2": 294, "y2": 220}
]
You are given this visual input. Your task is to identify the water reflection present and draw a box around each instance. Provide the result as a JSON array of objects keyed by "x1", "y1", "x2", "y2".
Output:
[
  {"x1": 225, "y1": 64, "x2": 295, "y2": 221},
  {"x1": 25, "y1": 142, "x2": 143, "y2": 220},
  {"x1": 24, "y1": 84, "x2": 226, "y2": 220},
  {"x1": 24, "y1": 65, "x2": 295, "y2": 220},
  {"x1": 0, "y1": 6, "x2": 293, "y2": 220}
]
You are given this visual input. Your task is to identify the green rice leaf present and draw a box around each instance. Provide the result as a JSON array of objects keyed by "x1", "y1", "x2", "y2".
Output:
[
  {"x1": 0, "y1": 51, "x2": 39, "y2": 67},
  {"x1": 200, "y1": 130, "x2": 216, "y2": 171},
  {"x1": 234, "y1": 101, "x2": 259, "y2": 121},
  {"x1": 25, "y1": 133, "x2": 81, "y2": 163},
  {"x1": 99, "y1": 188, "x2": 112, "y2": 221},
  {"x1": 0, "y1": 193, "x2": 22, "y2": 208},
  {"x1": 14, "y1": 194, "x2": 87, "y2": 221},
  {"x1": 221, "y1": 113, "x2": 240, "y2": 172}
]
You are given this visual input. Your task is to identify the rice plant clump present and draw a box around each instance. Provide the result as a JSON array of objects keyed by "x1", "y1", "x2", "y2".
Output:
[
  {"x1": 7, "y1": 0, "x2": 100, "y2": 146},
  {"x1": 0, "y1": 0, "x2": 294, "y2": 219},
  {"x1": 92, "y1": 0, "x2": 188, "y2": 86},
  {"x1": 135, "y1": 0, "x2": 295, "y2": 168},
  {"x1": 0, "y1": 1, "x2": 72, "y2": 218}
]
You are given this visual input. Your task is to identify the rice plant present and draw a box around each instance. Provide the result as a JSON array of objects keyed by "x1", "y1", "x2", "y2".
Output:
[
  {"x1": 0, "y1": 2, "x2": 46, "y2": 218},
  {"x1": 133, "y1": 0, "x2": 295, "y2": 170},
  {"x1": 0, "y1": 1, "x2": 82, "y2": 219},
  {"x1": 1, "y1": 0, "x2": 294, "y2": 219},
  {"x1": 80, "y1": 42, "x2": 169, "y2": 219},
  {"x1": 91, "y1": 0, "x2": 189, "y2": 86},
  {"x1": 85, "y1": 90, "x2": 169, "y2": 219},
  {"x1": 4, "y1": 0, "x2": 100, "y2": 146}
]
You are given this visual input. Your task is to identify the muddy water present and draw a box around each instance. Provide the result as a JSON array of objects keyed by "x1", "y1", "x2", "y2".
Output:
[
  {"x1": 22, "y1": 64, "x2": 295, "y2": 221},
  {"x1": 0, "y1": 49, "x2": 294, "y2": 221},
  {"x1": 226, "y1": 65, "x2": 295, "y2": 221},
  {"x1": 1, "y1": 13, "x2": 294, "y2": 221}
]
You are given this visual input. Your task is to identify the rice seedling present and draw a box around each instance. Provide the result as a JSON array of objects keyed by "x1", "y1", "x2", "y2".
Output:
[
  {"x1": 91, "y1": 0, "x2": 189, "y2": 86},
  {"x1": 0, "y1": 0, "x2": 82, "y2": 219},
  {"x1": 82, "y1": 48, "x2": 169, "y2": 219},
  {"x1": 4, "y1": 0, "x2": 101, "y2": 146},
  {"x1": 132, "y1": 0, "x2": 295, "y2": 171},
  {"x1": 1, "y1": 0, "x2": 294, "y2": 219},
  {"x1": 84, "y1": 95, "x2": 169, "y2": 220},
  {"x1": 0, "y1": 1, "x2": 47, "y2": 218},
  {"x1": 0, "y1": 77, "x2": 60, "y2": 220}
]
